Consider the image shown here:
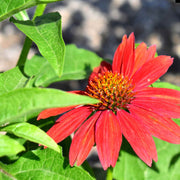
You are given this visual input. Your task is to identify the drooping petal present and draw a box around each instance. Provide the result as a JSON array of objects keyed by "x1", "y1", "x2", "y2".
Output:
[
  {"x1": 112, "y1": 34, "x2": 127, "y2": 73},
  {"x1": 47, "y1": 106, "x2": 92, "y2": 143},
  {"x1": 129, "y1": 105, "x2": 180, "y2": 144},
  {"x1": 99, "y1": 61, "x2": 112, "y2": 73},
  {"x1": 95, "y1": 110, "x2": 122, "y2": 170},
  {"x1": 132, "y1": 56, "x2": 173, "y2": 90},
  {"x1": 132, "y1": 97, "x2": 180, "y2": 118},
  {"x1": 37, "y1": 105, "x2": 77, "y2": 120},
  {"x1": 69, "y1": 111, "x2": 101, "y2": 166},
  {"x1": 89, "y1": 61, "x2": 112, "y2": 81},
  {"x1": 136, "y1": 87, "x2": 180, "y2": 104},
  {"x1": 117, "y1": 109, "x2": 157, "y2": 166}
]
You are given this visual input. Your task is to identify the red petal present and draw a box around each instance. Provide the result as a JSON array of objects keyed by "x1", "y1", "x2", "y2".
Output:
[
  {"x1": 121, "y1": 33, "x2": 135, "y2": 77},
  {"x1": 132, "y1": 97, "x2": 180, "y2": 118},
  {"x1": 69, "y1": 111, "x2": 101, "y2": 166},
  {"x1": 132, "y1": 56, "x2": 173, "y2": 90},
  {"x1": 112, "y1": 33, "x2": 135, "y2": 77},
  {"x1": 146, "y1": 45, "x2": 156, "y2": 61},
  {"x1": 99, "y1": 61, "x2": 112, "y2": 73},
  {"x1": 132, "y1": 44, "x2": 156, "y2": 76},
  {"x1": 37, "y1": 105, "x2": 77, "y2": 120},
  {"x1": 89, "y1": 61, "x2": 112, "y2": 81},
  {"x1": 95, "y1": 110, "x2": 122, "y2": 170},
  {"x1": 112, "y1": 34, "x2": 127, "y2": 73},
  {"x1": 133, "y1": 42, "x2": 148, "y2": 75},
  {"x1": 129, "y1": 105, "x2": 180, "y2": 144},
  {"x1": 117, "y1": 109, "x2": 157, "y2": 166},
  {"x1": 136, "y1": 87, "x2": 180, "y2": 104},
  {"x1": 46, "y1": 106, "x2": 92, "y2": 143}
]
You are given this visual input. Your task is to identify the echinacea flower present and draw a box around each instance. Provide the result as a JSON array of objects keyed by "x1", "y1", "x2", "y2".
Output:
[{"x1": 37, "y1": 33, "x2": 180, "y2": 170}]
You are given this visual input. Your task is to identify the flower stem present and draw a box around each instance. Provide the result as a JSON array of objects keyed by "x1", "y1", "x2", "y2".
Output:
[
  {"x1": 17, "y1": 37, "x2": 32, "y2": 66},
  {"x1": 106, "y1": 167, "x2": 113, "y2": 180},
  {"x1": 32, "y1": 4, "x2": 47, "y2": 21},
  {"x1": 16, "y1": 4, "x2": 47, "y2": 66}
]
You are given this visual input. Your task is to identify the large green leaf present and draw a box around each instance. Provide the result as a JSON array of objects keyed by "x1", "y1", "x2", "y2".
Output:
[
  {"x1": 0, "y1": 67, "x2": 28, "y2": 96},
  {"x1": 24, "y1": 45, "x2": 102, "y2": 87},
  {"x1": 0, "y1": 147, "x2": 95, "y2": 180},
  {"x1": 113, "y1": 138, "x2": 180, "y2": 180},
  {"x1": 0, "y1": 88, "x2": 99, "y2": 126},
  {"x1": 11, "y1": 12, "x2": 65, "y2": 76},
  {"x1": 0, "y1": 0, "x2": 62, "y2": 22},
  {"x1": 24, "y1": 55, "x2": 59, "y2": 87},
  {"x1": 60, "y1": 44, "x2": 102, "y2": 81},
  {"x1": 1, "y1": 122, "x2": 60, "y2": 153},
  {"x1": 0, "y1": 134, "x2": 25, "y2": 157}
]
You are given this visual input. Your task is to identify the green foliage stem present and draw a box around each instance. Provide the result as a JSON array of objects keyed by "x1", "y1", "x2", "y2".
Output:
[
  {"x1": 17, "y1": 4, "x2": 47, "y2": 66},
  {"x1": 17, "y1": 36, "x2": 32, "y2": 66}
]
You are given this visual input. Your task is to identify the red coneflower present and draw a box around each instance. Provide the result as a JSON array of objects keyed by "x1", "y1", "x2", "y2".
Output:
[{"x1": 37, "y1": 33, "x2": 180, "y2": 170}]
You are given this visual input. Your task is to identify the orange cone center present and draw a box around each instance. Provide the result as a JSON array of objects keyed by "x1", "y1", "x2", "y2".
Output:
[{"x1": 85, "y1": 71, "x2": 136, "y2": 111}]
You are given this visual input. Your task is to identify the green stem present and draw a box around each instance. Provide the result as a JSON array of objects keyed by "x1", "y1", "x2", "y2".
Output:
[
  {"x1": 17, "y1": 37, "x2": 32, "y2": 66},
  {"x1": 106, "y1": 167, "x2": 113, "y2": 180},
  {"x1": 16, "y1": 4, "x2": 47, "y2": 66},
  {"x1": 32, "y1": 4, "x2": 47, "y2": 21}
]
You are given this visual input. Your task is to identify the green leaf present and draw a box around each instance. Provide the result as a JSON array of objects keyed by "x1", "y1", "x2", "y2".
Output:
[
  {"x1": 0, "y1": 0, "x2": 62, "y2": 22},
  {"x1": 24, "y1": 55, "x2": 59, "y2": 87},
  {"x1": 60, "y1": 44, "x2": 102, "y2": 81},
  {"x1": 0, "y1": 67, "x2": 28, "y2": 96},
  {"x1": 0, "y1": 88, "x2": 99, "y2": 126},
  {"x1": 0, "y1": 148, "x2": 95, "y2": 180},
  {"x1": 24, "y1": 45, "x2": 102, "y2": 87},
  {"x1": 0, "y1": 134, "x2": 25, "y2": 157},
  {"x1": 152, "y1": 82, "x2": 180, "y2": 91},
  {"x1": 0, "y1": 170, "x2": 12, "y2": 180},
  {"x1": 11, "y1": 12, "x2": 65, "y2": 76},
  {"x1": 113, "y1": 138, "x2": 180, "y2": 180},
  {"x1": 1, "y1": 122, "x2": 60, "y2": 153},
  {"x1": 14, "y1": 10, "x2": 29, "y2": 21}
]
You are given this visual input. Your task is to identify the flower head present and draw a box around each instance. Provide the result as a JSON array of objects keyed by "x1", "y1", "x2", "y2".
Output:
[{"x1": 37, "y1": 33, "x2": 180, "y2": 170}]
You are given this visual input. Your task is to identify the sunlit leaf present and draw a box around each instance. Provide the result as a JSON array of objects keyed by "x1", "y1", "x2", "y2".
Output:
[
  {"x1": 0, "y1": 88, "x2": 99, "y2": 126},
  {"x1": 0, "y1": 134, "x2": 25, "y2": 157},
  {"x1": 0, "y1": 0, "x2": 62, "y2": 22},
  {"x1": 24, "y1": 55, "x2": 59, "y2": 87},
  {"x1": 60, "y1": 44, "x2": 102, "y2": 81},
  {"x1": 0, "y1": 147, "x2": 95, "y2": 180},
  {"x1": 0, "y1": 67, "x2": 28, "y2": 96},
  {"x1": 24, "y1": 45, "x2": 102, "y2": 87},
  {"x1": 1, "y1": 122, "x2": 60, "y2": 153},
  {"x1": 11, "y1": 12, "x2": 65, "y2": 76}
]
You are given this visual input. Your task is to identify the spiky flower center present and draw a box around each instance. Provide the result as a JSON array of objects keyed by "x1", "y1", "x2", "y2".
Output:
[{"x1": 85, "y1": 71, "x2": 136, "y2": 111}]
